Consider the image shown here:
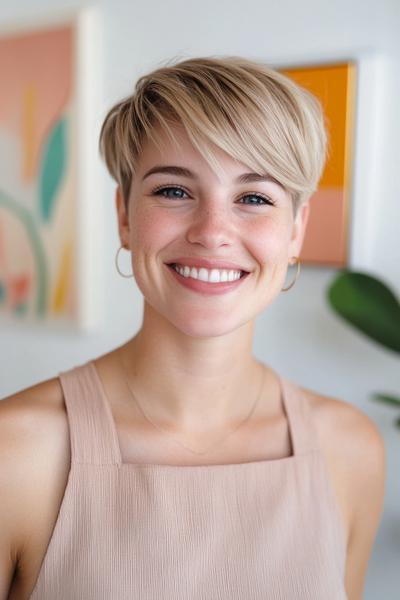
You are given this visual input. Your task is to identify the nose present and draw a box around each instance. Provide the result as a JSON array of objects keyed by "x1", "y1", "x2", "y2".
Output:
[{"x1": 185, "y1": 203, "x2": 235, "y2": 249}]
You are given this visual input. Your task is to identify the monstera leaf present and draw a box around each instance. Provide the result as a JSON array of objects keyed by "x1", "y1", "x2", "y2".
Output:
[{"x1": 327, "y1": 270, "x2": 400, "y2": 354}]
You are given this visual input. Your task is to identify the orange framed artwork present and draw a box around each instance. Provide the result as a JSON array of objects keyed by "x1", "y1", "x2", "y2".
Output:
[{"x1": 280, "y1": 62, "x2": 356, "y2": 267}]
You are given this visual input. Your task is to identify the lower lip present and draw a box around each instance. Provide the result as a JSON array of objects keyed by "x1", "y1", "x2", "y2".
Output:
[{"x1": 166, "y1": 264, "x2": 249, "y2": 296}]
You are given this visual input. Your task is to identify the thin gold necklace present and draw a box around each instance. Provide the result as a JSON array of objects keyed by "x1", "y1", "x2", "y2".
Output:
[{"x1": 117, "y1": 349, "x2": 266, "y2": 456}]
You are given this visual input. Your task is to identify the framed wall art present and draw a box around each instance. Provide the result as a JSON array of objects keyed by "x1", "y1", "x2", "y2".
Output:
[
  {"x1": 279, "y1": 62, "x2": 356, "y2": 267},
  {"x1": 0, "y1": 9, "x2": 100, "y2": 331}
]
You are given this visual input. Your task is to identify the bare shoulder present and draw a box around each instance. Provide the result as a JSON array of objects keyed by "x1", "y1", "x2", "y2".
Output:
[
  {"x1": 302, "y1": 385, "x2": 386, "y2": 513},
  {"x1": 302, "y1": 385, "x2": 385, "y2": 455},
  {"x1": 0, "y1": 375, "x2": 65, "y2": 416},
  {"x1": 0, "y1": 377, "x2": 70, "y2": 595},
  {"x1": 304, "y1": 386, "x2": 386, "y2": 481},
  {"x1": 301, "y1": 386, "x2": 386, "y2": 600},
  {"x1": 0, "y1": 377, "x2": 67, "y2": 465}
]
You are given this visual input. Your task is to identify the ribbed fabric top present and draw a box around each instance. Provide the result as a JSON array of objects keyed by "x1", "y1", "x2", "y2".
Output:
[{"x1": 29, "y1": 361, "x2": 348, "y2": 599}]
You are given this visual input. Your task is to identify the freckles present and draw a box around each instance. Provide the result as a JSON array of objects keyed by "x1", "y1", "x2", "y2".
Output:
[
  {"x1": 133, "y1": 209, "x2": 177, "y2": 251},
  {"x1": 250, "y1": 220, "x2": 284, "y2": 258},
  {"x1": 249, "y1": 221, "x2": 292, "y2": 273}
]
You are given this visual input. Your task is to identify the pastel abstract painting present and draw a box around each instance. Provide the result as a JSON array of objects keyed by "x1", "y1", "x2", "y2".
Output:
[
  {"x1": 0, "y1": 22, "x2": 77, "y2": 323},
  {"x1": 280, "y1": 62, "x2": 355, "y2": 267}
]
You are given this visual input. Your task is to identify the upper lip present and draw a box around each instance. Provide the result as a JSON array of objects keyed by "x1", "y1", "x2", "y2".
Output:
[{"x1": 167, "y1": 257, "x2": 251, "y2": 272}]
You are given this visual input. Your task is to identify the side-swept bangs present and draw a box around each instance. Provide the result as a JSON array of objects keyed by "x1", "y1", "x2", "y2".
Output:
[{"x1": 99, "y1": 56, "x2": 328, "y2": 214}]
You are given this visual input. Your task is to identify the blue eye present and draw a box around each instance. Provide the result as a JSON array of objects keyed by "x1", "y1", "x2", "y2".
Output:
[
  {"x1": 153, "y1": 185, "x2": 188, "y2": 199},
  {"x1": 238, "y1": 194, "x2": 275, "y2": 206}
]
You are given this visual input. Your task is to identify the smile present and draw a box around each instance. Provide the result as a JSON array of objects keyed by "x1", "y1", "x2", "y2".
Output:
[
  {"x1": 166, "y1": 263, "x2": 249, "y2": 296},
  {"x1": 171, "y1": 263, "x2": 244, "y2": 283}
]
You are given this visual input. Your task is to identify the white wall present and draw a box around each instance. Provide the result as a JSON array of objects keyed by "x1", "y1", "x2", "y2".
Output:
[{"x1": 1, "y1": 1, "x2": 399, "y2": 597}]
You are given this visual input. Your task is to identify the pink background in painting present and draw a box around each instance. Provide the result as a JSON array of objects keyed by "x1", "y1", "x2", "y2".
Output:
[
  {"x1": 302, "y1": 188, "x2": 348, "y2": 266},
  {"x1": 0, "y1": 26, "x2": 73, "y2": 180}
]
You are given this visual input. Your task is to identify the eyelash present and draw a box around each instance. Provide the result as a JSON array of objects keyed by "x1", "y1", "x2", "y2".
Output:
[{"x1": 151, "y1": 184, "x2": 276, "y2": 206}]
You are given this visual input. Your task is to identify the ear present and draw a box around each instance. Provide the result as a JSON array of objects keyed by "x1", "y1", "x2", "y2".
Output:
[
  {"x1": 288, "y1": 201, "x2": 310, "y2": 259},
  {"x1": 115, "y1": 186, "x2": 130, "y2": 249}
]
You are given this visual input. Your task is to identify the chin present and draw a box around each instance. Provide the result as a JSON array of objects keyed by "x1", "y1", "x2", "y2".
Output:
[{"x1": 166, "y1": 309, "x2": 253, "y2": 339}]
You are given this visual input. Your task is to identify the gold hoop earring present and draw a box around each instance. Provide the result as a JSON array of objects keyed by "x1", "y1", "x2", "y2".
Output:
[
  {"x1": 281, "y1": 256, "x2": 300, "y2": 292},
  {"x1": 115, "y1": 245, "x2": 134, "y2": 278}
]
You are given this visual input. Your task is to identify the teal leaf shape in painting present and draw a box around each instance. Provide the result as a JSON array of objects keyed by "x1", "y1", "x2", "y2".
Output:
[{"x1": 39, "y1": 118, "x2": 67, "y2": 222}]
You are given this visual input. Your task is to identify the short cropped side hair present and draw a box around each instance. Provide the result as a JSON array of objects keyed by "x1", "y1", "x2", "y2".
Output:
[{"x1": 99, "y1": 56, "x2": 328, "y2": 214}]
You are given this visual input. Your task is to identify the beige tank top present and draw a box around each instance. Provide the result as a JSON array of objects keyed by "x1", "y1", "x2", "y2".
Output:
[{"x1": 29, "y1": 361, "x2": 347, "y2": 599}]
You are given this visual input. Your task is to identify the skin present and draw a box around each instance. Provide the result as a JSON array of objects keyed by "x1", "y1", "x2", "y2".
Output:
[{"x1": 0, "y1": 120, "x2": 385, "y2": 600}]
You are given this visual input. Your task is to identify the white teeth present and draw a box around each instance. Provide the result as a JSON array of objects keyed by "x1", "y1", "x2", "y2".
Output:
[
  {"x1": 198, "y1": 267, "x2": 209, "y2": 282},
  {"x1": 174, "y1": 264, "x2": 243, "y2": 283},
  {"x1": 209, "y1": 269, "x2": 222, "y2": 283}
]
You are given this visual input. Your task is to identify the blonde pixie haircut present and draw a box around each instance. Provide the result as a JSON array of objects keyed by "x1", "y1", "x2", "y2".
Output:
[{"x1": 99, "y1": 56, "x2": 328, "y2": 215}]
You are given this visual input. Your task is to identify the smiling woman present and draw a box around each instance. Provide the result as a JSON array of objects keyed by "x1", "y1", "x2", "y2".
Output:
[
  {"x1": 0, "y1": 56, "x2": 385, "y2": 600},
  {"x1": 110, "y1": 116, "x2": 308, "y2": 339}
]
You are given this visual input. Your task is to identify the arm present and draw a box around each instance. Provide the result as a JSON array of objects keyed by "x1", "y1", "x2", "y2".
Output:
[
  {"x1": 0, "y1": 378, "x2": 68, "y2": 599},
  {"x1": 344, "y1": 411, "x2": 386, "y2": 600},
  {"x1": 0, "y1": 395, "x2": 27, "y2": 599}
]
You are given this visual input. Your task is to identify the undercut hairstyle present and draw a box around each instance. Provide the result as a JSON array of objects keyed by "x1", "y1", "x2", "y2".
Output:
[{"x1": 99, "y1": 55, "x2": 328, "y2": 215}]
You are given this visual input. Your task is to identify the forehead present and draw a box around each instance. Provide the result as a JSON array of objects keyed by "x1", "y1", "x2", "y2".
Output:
[
  {"x1": 140, "y1": 122, "x2": 195, "y2": 162},
  {"x1": 137, "y1": 121, "x2": 253, "y2": 182}
]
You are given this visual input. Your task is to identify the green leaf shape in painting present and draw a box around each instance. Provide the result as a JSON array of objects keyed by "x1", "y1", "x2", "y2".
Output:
[
  {"x1": 371, "y1": 393, "x2": 400, "y2": 408},
  {"x1": 39, "y1": 118, "x2": 67, "y2": 222},
  {"x1": 327, "y1": 270, "x2": 400, "y2": 354}
]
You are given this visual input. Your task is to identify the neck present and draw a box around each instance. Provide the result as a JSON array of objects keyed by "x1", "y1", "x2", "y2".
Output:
[{"x1": 118, "y1": 303, "x2": 268, "y2": 433}]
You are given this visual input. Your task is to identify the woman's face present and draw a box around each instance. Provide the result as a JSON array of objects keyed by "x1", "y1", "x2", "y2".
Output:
[{"x1": 116, "y1": 122, "x2": 310, "y2": 338}]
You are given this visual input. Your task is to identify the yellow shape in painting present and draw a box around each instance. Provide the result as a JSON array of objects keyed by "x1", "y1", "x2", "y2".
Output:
[
  {"x1": 22, "y1": 85, "x2": 37, "y2": 182},
  {"x1": 281, "y1": 63, "x2": 355, "y2": 189},
  {"x1": 52, "y1": 238, "x2": 72, "y2": 314}
]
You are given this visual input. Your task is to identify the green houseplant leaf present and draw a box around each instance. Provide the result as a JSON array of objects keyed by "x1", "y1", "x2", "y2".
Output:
[
  {"x1": 371, "y1": 393, "x2": 400, "y2": 407},
  {"x1": 327, "y1": 270, "x2": 400, "y2": 354},
  {"x1": 327, "y1": 270, "x2": 400, "y2": 430}
]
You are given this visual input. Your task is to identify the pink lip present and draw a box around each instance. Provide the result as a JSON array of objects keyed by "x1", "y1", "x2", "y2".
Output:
[
  {"x1": 166, "y1": 264, "x2": 249, "y2": 296},
  {"x1": 166, "y1": 257, "x2": 250, "y2": 271}
]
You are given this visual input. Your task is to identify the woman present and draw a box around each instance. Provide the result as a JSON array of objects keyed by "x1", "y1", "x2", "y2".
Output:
[{"x1": 1, "y1": 56, "x2": 385, "y2": 599}]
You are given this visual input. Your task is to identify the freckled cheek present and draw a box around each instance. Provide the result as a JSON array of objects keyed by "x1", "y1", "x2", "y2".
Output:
[
  {"x1": 249, "y1": 221, "x2": 290, "y2": 269},
  {"x1": 130, "y1": 210, "x2": 178, "y2": 255}
]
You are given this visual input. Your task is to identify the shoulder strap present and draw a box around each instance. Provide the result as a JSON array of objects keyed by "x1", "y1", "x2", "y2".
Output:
[
  {"x1": 58, "y1": 361, "x2": 121, "y2": 465},
  {"x1": 279, "y1": 375, "x2": 320, "y2": 456}
]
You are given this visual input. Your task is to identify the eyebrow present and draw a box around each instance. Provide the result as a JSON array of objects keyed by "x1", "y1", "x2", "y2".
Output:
[{"x1": 141, "y1": 165, "x2": 283, "y2": 187}]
